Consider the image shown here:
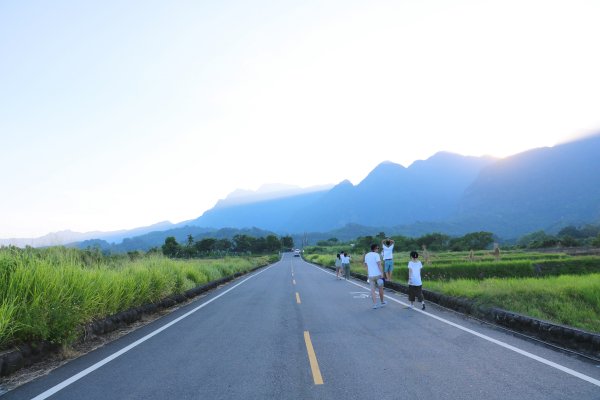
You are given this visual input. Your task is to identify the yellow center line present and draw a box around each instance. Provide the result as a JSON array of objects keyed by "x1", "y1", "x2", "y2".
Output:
[
  {"x1": 296, "y1": 292, "x2": 301, "y2": 304},
  {"x1": 304, "y1": 331, "x2": 324, "y2": 385}
]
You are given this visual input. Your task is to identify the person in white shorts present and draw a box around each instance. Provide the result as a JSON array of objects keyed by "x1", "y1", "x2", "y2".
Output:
[{"x1": 364, "y1": 243, "x2": 386, "y2": 309}]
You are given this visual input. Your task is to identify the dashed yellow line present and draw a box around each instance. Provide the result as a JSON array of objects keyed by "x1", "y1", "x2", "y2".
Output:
[
  {"x1": 296, "y1": 292, "x2": 301, "y2": 304},
  {"x1": 304, "y1": 331, "x2": 324, "y2": 385}
]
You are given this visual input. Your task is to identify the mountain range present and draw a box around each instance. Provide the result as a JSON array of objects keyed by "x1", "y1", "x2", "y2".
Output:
[
  {"x1": 0, "y1": 221, "x2": 178, "y2": 248},
  {"x1": 3, "y1": 133, "x2": 599, "y2": 249},
  {"x1": 192, "y1": 152, "x2": 497, "y2": 233},
  {"x1": 456, "y1": 134, "x2": 600, "y2": 236},
  {"x1": 189, "y1": 133, "x2": 600, "y2": 238}
]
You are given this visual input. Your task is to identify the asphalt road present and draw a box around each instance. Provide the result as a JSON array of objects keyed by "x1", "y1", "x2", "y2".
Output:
[{"x1": 3, "y1": 253, "x2": 600, "y2": 399}]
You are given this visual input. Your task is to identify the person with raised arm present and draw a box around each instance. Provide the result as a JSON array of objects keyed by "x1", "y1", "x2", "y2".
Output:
[{"x1": 381, "y1": 238, "x2": 395, "y2": 281}]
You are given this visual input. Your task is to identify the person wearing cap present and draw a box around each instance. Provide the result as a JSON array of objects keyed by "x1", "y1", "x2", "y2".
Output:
[
  {"x1": 364, "y1": 243, "x2": 387, "y2": 309},
  {"x1": 408, "y1": 251, "x2": 426, "y2": 310}
]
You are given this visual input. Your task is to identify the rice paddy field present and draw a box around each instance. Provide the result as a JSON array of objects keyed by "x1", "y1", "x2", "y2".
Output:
[
  {"x1": 0, "y1": 246, "x2": 277, "y2": 349},
  {"x1": 304, "y1": 247, "x2": 600, "y2": 333}
]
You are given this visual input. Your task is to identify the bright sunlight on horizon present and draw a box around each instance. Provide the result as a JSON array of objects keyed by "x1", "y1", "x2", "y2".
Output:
[{"x1": 1, "y1": 0, "x2": 599, "y2": 238}]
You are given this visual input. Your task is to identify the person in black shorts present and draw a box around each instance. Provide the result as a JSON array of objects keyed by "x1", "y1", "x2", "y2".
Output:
[{"x1": 407, "y1": 251, "x2": 425, "y2": 310}]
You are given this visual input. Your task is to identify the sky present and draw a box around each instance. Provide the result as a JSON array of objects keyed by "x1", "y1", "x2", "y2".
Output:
[{"x1": 1, "y1": 0, "x2": 599, "y2": 238}]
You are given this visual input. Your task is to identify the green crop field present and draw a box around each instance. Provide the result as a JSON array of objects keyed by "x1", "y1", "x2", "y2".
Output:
[
  {"x1": 0, "y1": 246, "x2": 277, "y2": 349},
  {"x1": 426, "y1": 274, "x2": 600, "y2": 332},
  {"x1": 304, "y1": 246, "x2": 600, "y2": 333}
]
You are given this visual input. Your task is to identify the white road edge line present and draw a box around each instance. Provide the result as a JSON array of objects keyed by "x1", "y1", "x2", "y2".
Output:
[
  {"x1": 309, "y1": 262, "x2": 600, "y2": 388},
  {"x1": 30, "y1": 262, "x2": 279, "y2": 400}
]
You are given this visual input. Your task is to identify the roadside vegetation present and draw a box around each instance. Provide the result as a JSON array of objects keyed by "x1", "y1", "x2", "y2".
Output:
[
  {"x1": 426, "y1": 274, "x2": 600, "y2": 332},
  {"x1": 0, "y1": 246, "x2": 279, "y2": 349},
  {"x1": 304, "y1": 229, "x2": 600, "y2": 333}
]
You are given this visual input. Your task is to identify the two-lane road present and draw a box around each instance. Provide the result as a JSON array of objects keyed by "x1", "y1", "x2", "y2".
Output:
[{"x1": 4, "y1": 253, "x2": 599, "y2": 399}]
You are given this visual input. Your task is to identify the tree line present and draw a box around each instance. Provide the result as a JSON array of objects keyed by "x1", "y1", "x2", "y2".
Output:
[
  {"x1": 155, "y1": 223, "x2": 600, "y2": 259},
  {"x1": 161, "y1": 234, "x2": 294, "y2": 258},
  {"x1": 315, "y1": 223, "x2": 600, "y2": 253},
  {"x1": 348, "y1": 231, "x2": 496, "y2": 252},
  {"x1": 517, "y1": 225, "x2": 600, "y2": 249}
]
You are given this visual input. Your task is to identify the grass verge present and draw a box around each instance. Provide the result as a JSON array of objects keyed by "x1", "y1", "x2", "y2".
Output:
[
  {"x1": 0, "y1": 247, "x2": 277, "y2": 348},
  {"x1": 427, "y1": 274, "x2": 600, "y2": 333}
]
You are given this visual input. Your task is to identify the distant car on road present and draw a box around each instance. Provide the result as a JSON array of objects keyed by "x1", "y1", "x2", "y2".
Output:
[{"x1": 294, "y1": 249, "x2": 301, "y2": 257}]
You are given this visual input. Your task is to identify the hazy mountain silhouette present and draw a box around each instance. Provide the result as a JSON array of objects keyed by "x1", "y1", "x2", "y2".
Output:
[
  {"x1": 191, "y1": 152, "x2": 496, "y2": 232},
  {"x1": 193, "y1": 190, "x2": 329, "y2": 232},
  {"x1": 0, "y1": 221, "x2": 178, "y2": 248},
  {"x1": 215, "y1": 183, "x2": 333, "y2": 208},
  {"x1": 190, "y1": 134, "x2": 600, "y2": 238},
  {"x1": 455, "y1": 133, "x2": 600, "y2": 236},
  {"x1": 287, "y1": 153, "x2": 496, "y2": 231},
  {"x1": 7, "y1": 133, "x2": 600, "y2": 250}
]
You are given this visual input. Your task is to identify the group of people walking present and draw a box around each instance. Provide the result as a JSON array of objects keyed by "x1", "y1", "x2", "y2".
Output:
[{"x1": 338, "y1": 238, "x2": 426, "y2": 311}]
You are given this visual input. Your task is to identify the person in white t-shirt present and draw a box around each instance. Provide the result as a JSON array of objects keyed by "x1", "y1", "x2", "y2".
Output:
[
  {"x1": 381, "y1": 238, "x2": 395, "y2": 281},
  {"x1": 364, "y1": 243, "x2": 386, "y2": 309},
  {"x1": 341, "y1": 251, "x2": 351, "y2": 280},
  {"x1": 407, "y1": 251, "x2": 425, "y2": 310},
  {"x1": 335, "y1": 253, "x2": 343, "y2": 280}
]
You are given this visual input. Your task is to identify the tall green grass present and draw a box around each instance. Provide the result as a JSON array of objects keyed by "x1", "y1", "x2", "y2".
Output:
[
  {"x1": 427, "y1": 274, "x2": 600, "y2": 332},
  {"x1": 0, "y1": 247, "x2": 276, "y2": 348}
]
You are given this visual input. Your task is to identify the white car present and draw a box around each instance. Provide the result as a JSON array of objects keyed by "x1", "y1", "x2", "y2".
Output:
[{"x1": 294, "y1": 249, "x2": 301, "y2": 257}]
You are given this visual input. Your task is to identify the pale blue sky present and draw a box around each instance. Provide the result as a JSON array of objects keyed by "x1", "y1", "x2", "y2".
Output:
[{"x1": 1, "y1": 0, "x2": 599, "y2": 238}]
